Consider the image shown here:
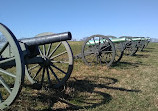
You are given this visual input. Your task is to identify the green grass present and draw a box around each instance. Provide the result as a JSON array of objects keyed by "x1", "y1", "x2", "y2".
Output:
[{"x1": 6, "y1": 42, "x2": 158, "y2": 111}]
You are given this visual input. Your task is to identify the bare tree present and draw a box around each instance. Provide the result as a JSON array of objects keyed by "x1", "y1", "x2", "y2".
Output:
[
  {"x1": 106, "y1": 35, "x2": 117, "y2": 38},
  {"x1": 80, "y1": 37, "x2": 89, "y2": 41},
  {"x1": 71, "y1": 38, "x2": 77, "y2": 41},
  {"x1": 119, "y1": 36, "x2": 133, "y2": 38}
]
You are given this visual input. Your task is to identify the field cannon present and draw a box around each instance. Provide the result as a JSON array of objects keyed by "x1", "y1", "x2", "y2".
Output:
[
  {"x1": 118, "y1": 37, "x2": 138, "y2": 56},
  {"x1": 0, "y1": 23, "x2": 73, "y2": 109},
  {"x1": 122, "y1": 37, "x2": 150, "y2": 56},
  {"x1": 75, "y1": 35, "x2": 125, "y2": 67},
  {"x1": 130, "y1": 37, "x2": 150, "y2": 51}
]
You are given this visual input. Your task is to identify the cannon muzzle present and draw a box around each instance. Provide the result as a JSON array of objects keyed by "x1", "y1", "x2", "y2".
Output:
[{"x1": 20, "y1": 32, "x2": 72, "y2": 46}]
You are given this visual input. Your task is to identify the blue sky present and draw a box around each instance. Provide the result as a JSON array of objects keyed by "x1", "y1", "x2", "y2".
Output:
[{"x1": 0, "y1": 0, "x2": 158, "y2": 40}]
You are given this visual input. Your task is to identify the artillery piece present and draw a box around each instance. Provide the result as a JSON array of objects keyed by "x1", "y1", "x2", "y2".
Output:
[
  {"x1": 0, "y1": 23, "x2": 73, "y2": 109},
  {"x1": 130, "y1": 37, "x2": 150, "y2": 51},
  {"x1": 123, "y1": 37, "x2": 150, "y2": 56},
  {"x1": 75, "y1": 35, "x2": 125, "y2": 67},
  {"x1": 118, "y1": 37, "x2": 138, "y2": 56},
  {"x1": 74, "y1": 35, "x2": 150, "y2": 67}
]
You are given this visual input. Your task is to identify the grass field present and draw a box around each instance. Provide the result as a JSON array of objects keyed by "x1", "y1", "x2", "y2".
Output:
[{"x1": 6, "y1": 42, "x2": 158, "y2": 111}]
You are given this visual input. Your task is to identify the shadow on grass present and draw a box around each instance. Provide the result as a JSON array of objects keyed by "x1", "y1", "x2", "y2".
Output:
[
  {"x1": 145, "y1": 47, "x2": 155, "y2": 50},
  {"x1": 139, "y1": 50, "x2": 151, "y2": 52},
  {"x1": 113, "y1": 61, "x2": 144, "y2": 69},
  {"x1": 11, "y1": 76, "x2": 141, "y2": 111},
  {"x1": 132, "y1": 54, "x2": 150, "y2": 58}
]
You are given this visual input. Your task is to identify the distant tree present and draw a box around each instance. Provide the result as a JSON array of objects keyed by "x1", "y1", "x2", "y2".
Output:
[
  {"x1": 80, "y1": 37, "x2": 89, "y2": 41},
  {"x1": 105, "y1": 35, "x2": 117, "y2": 38},
  {"x1": 119, "y1": 36, "x2": 133, "y2": 38},
  {"x1": 151, "y1": 38, "x2": 158, "y2": 43},
  {"x1": 71, "y1": 38, "x2": 77, "y2": 41}
]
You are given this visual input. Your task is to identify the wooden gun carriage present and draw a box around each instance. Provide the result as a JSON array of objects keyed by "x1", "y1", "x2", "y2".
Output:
[{"x1": 0, "y1": 23, "x2": 73, "y2": 109}]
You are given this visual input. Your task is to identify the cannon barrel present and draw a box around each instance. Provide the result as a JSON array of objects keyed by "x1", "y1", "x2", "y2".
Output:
[{"x1": 19, "y1": 32, "x2": 72, "y2": 46}]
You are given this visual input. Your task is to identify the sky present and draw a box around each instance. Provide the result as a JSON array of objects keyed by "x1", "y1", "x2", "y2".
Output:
[{"x1": 0, "y1": 0, "x2": 158, "y2": 40}]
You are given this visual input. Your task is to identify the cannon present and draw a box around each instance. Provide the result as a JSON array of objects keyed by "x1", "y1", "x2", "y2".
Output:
[
  {"x1": 74, "y1": 35, "x2": 150, "y2": 67},
  {"x1": 119, "y1": 37, "x2": 150, "y2": 56},
  {"x1": 0, "y1": 23, "x2": 73, "y2": 109},
  {"x1": 130, "y1": 37, "x2": 150, "y2": 51},
  {"x1": 109, "y1": 37, "x2": 125, "y2": 64},
  {"x1": 74, "y1": 35, "x2": 125, "y2": 67},
  {"x1": 119, "y1": 37, "x2": 138, "y2": 56},
  {"x1": 81, "y1": 35, "x2": 116, "y2": 66}
]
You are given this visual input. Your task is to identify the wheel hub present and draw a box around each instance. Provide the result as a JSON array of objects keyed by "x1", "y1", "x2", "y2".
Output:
[{"x1": 42, "y1": 57, "x2": 51, "y2": 67}]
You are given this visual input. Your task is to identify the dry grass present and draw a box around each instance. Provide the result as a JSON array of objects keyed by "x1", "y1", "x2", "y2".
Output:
[{"x1": 5, "y1": 42, "x2": 158, "y2": 111}]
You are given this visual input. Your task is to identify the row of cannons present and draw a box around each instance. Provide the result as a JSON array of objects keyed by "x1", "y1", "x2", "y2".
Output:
[
  {"x1": 0, "y1": 23, "x2": 150, "y2": 109},
  {"x1": 75, "y1": 34, "x2": 150, "y2": 66}
]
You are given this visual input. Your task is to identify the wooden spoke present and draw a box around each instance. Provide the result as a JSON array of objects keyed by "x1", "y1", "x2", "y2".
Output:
[
  {"x1": 46, "y1": 43, "x2": 52, "y2": 56},
  {"x1": 0, "y1": 57, "x2": 15, "y2": 65},
  {"x1": 0, "y1": 68, "x2": 16, "y2": 78},
  {"x1": 43, "y1": 45, "x2": 46, "y2": 56},
  {"x1": 99, "y1": 36, "x2": 101, "y2": 45},
  {"x1": 38, "y1": 47, "x2": 44, "y2": 57},
  {"x1": 0, "y1": 76, "x2": 11, "y2": 94},
  {"x1": 93, "y1": 37, "x2": 97, "y2": 46},
  {"x1": 49, "y1": 66, "x2": 60, "y2": 83},
  {"x1": 33, "y1": 66, "x2": 42, "y2": 79},
  {"x1": 84, "y1": 51, "x2": 95, "y2": 55},
  {"x1": 28, "y1": 64, "x2": 39, "y2": 71},
  {"x1": 102, "y1": 51, "x2": 114, "y2": 53},
  {"x1": 0, "y1": 42, "x2": 9, "y2": 55},
  {"x1": 100, "y1": 45, "x2": 111, "y2": 51},
  {"x1": 51, "y1": 61, "x2": 69, "y2": 64},
  {"x1": 46, "y1": 68, "x2": 52, "y2": 86},
  {"x1": 50, "y1": 62, "x2": 67, "y2": 75},
  {"x1": 40, "y1": 67, "x2": 45, "y2": 85},
  {"x1": 48, "y1": 42, "x2": 62, "y2": 58},
  {"x1": 50, "y1": 51, "x2": 67, "y2": 60}
]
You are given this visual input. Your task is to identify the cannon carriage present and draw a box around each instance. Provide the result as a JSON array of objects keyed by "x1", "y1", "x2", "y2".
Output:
[
  {"x1": 0, "y1": 23, "x2": 74, "y2": 109},
  {"x1": 75, "y1": 35, "x2": 125, "y2": 67},
  {"x1": 123, "y1": 37, "x2": 150, "y2": 56},
  {"x1": 130, "y1": 37, "x2": 150, "y2": 51},
  {"x1": 119, "y1": 36, "x2": 151, "y2": 56}
]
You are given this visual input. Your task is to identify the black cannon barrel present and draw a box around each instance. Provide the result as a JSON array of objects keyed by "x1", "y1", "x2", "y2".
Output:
[{"x1": 19, "y1": 32, "x2": 72, "y2": 46}]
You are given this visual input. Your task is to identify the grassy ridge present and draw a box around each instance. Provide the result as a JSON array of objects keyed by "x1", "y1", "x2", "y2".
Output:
[{"x1": 7, "y1": 42, "x2": 158, "y2": 111}]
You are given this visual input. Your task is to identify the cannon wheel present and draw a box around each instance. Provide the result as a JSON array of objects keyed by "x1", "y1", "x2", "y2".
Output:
[
  {"x1": 139, "y1": 40, "x2": 146, "y2": 51},
  {"x1": 82, "y1": 35, "x2": 116, "y2": 67},
  {"x1": 113, "y1": 42, "x2": 124, "y2": 64},
  {"x1": 0, "y1": 23, "x2": 24, "y2": 109},
  {"x1": 25, "y1": 32, "x2": 73, "y2": 89},
  {"x1": 124, "y1": 40, "x2": 138, "y2": 56}
]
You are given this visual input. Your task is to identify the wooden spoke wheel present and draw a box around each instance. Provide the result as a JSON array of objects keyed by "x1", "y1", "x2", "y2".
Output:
[
  {"x1": 138, "y1": 40, "x2": 146, "y2": 51},
  {"x1": 25, "y1": 32, "x2": 73, "y2": 89},
  {"x1": 0, "y1": 23, "x2": 24, "y2": 110},
  {"x1": 124, "y1": 40, "x2": 138, "y2": 56},
  {"x1": 82, "y1": 35, "x2": 116, "y2": 67}
]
